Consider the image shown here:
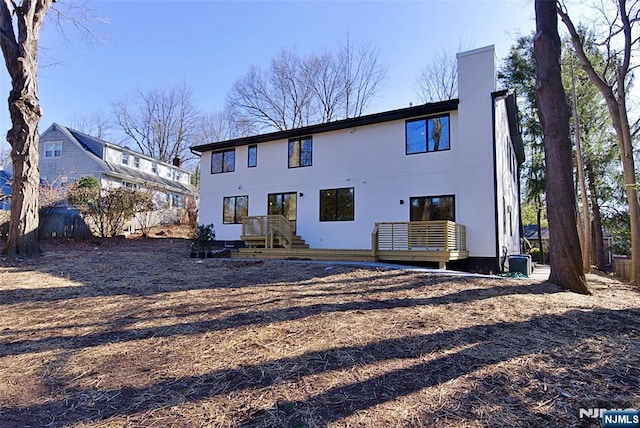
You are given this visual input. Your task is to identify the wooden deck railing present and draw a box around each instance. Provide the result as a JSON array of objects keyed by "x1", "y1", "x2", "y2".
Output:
[
  {"x1": 241, "y1": 215, "x2": 293, "y2": 248},
  {"x1": 372, "y1": 220, "x2": 467, "y2": 252}
]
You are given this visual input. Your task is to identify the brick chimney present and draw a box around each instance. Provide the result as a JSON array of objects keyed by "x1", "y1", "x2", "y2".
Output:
[{"x1": 172, "y1": 156, "x2": 182, "y2": 168}]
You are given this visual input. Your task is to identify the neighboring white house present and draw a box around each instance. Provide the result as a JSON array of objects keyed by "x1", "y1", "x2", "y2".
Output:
[
  {"x1": 39, "y1": 123, "x2": 196, "y2": 206},
  {"x1": 36, "y1": 124, "x2": 198, "y2": 236},
  {"x1": 192, "y1": 46, "x2": 524, "y2": 272}
]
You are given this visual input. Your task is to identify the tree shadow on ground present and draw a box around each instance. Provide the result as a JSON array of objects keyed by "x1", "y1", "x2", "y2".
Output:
[
  {"x1": 0, "y1": 279, "x2": 560, "y2": 359},
  {"x1": 2, "y1": 307, "x2": 637, "y2": 427}
]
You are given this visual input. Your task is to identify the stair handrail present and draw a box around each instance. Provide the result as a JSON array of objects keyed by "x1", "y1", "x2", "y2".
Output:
[{"x1": 267, "y1": 214, "x2": 292, "y2": 248}]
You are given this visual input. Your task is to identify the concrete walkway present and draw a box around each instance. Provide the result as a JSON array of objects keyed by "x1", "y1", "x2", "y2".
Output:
[
  {"x1": 232, "y1": 256, "x2": 552, "y2": 280},
  {"x1": 529, "y1": 264, "x2": 551, "y2": 282}
]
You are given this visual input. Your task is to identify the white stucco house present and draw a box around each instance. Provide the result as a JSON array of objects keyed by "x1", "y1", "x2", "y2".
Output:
[{"x1": 192, "y1": 46, "x2": 524, "y2": 272}]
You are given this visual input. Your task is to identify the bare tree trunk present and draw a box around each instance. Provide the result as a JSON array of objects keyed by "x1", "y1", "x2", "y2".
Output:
[
  {"x1": 558, "y1": 0, "x2": 640, "y2": 286},
  {"x1": 536, "y1": 198, "x2": 545, "y2": 263},
  {"x1": 0, "y1": 1, "x2": 54, "y2": 257},
  {"x1": 586, "y1": 161, "x2": 607, "y2": 270},
  {"x1": 534, "y1": 0, "x2": 590, "y2": 294},
  {"x1": 569, "y1": 60, "x2": 591, "y2": 273}
]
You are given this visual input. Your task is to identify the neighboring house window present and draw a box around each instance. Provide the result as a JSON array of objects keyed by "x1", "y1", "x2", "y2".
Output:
[
  {"x1": 248, "y1": 144, "x2": 257, "y2": 168},
  {"x1": 152, "y1": 163, "x2": 158, "y2": 174},
  {"x1": 211, "y1": 149, "x2": 235, "y2": 174},
  {"x1": 410, "y1": 195, "x2": 455, "y2": 221},
  {"x1": 406, "y1": 114, "x2": 450, "y2": 154},
  {"x1": 288, "y1": 137, "x2": 312, "y2": 168},
  {"x1": 44, "y1": 141, "x2": 62, "y2": 158},
  {"x1": 171, "y1": 194, "x2": 183, "y2": 208},
  {"x1": 122, "y1": 152, "x2": 129, "y2": 165},
  {"x1": 320, "y1": 187, "x2": 354, "y2": 221},
  {"x1": 134, "y1": 157, "x2": 140, "y2": 168},
  {"x1": 223, "y1": 195, "x2": 248, "y2": 224}
]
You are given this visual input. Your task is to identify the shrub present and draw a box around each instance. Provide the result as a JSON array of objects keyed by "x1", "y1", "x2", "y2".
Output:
[
  {"x1": 190, "y1": 223, "x2": 215, "y2": 253},
  {"x1": 68, "y1": 178, "x2": 136, "y2": 238},
  {"x1": 528, "y1": 247, "x2": 541, "y2": 263}
]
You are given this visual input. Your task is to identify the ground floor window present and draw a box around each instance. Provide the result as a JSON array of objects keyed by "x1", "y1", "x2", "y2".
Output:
[
  {"x1": 410, "y1": 195, "x2": 455, "y2": 221},
  {"x1": 320, "y1": 187, "x2": 354, "y2": 221},
  {"x1": 223, "y1": 195, "x2": 248, "y2": 224},
  {"x1": 171, "y1": 193, "x2": 184, "y2": 208}
]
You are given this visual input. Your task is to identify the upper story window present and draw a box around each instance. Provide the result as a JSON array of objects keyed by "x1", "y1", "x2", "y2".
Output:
[
  {"x1": 44, "y1": 141, "x2": 62, "y2": 158},
  {"x1": 122, "y1": 152, "x2": 130, "y2": 165},
  {"x1": 410, "y1": 195, "x2": 455, "y2": 222},
  {"x1": 320, "y1": 187, "x2": 354, "y2": 221},
  {"x1": 248, "y1": 144, "x2": 257, "y2": 168},
  {"x1": 288, "y1": 137, "x2": 312, "y2": 168},
  {"x1": 151, "y1": 163, "x2": 158, "y2": 174},
  {"x1": 406, "y1": 114, "x2": 450, "y2": 154},
  {"x1": 211, "y1": 149, "x2": 235, "y2": 174},
  {"x1": 133, "y1": 157, "x2": 140, "y2": 168},
  {"x1": 172, "y1": 169, "x2": 182, "y2": 181}
]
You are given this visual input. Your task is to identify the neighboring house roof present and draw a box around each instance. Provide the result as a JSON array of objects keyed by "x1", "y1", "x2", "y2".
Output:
[
  {"x1": 49, "y1": 123, "x2": 197, "y2": 195},
  {"x1": 191, "y1": 99, "x2": 460, "y2": 152},
  {"x1": 104, "y1": 161, "x2": 195, "y2": 194},
  {"x1": 523, "y1": 225, "x2": 550, "y2": 240}
]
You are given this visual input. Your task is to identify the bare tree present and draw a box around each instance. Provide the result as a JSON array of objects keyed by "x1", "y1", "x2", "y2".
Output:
[
  {"x1": 302, "y1": 50, "x2": 345, "y2": 123},
  {"x1": 113, "y1": 83, "x2": 200, "y2": 164},
  {"x1": 227, "y1": 51, "x2": 313, "y2": 131},
  {"x1": 227, "y1": 38, "x2": 387, "y2": 131},
  {"x1": 69, "y1": 111, "x2": 113, "y2": 140},
  {"x1": 338, "y1": 38, "x2": 387, "y2": 118},
  {"x1": 197, "y1": 110, "x2": 256, "y2": 144},
  {"x1": 414, "y1": 49, "x2": 459, "y2": 103},
  {"x1": 557, "y1": 0, "x2": 640, "y2": 285},
  {"x1": 0, "y1": 0, "x2": 55, "y2": 257},
  {"x1": 534, "y1": 0, "x2": 590, "y2": 294}
]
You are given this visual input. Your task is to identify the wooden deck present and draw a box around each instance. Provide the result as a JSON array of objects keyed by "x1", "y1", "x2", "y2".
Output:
[
  {"x1": 236, "y1": 219, "x2": 468, "y2": 268},
  {"x1": 372, "y1": 221, "x2": 468, "y2": 268},
  {"x1": 234, "y1": 248, "x2": 375, "y2": 262}
]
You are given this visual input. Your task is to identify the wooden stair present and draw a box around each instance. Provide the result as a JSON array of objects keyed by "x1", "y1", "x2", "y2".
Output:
[
  {"x1": 234, "y1": 247, "x2": 376, "y2": 262},
  {"x1": 290, "y1": 235, "x2": 309, "y2": 249}
]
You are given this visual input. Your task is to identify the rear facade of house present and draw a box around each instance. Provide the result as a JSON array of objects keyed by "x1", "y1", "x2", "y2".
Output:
[{"x1": 193, "y1": 46, "x2": 523, "y2": 272}]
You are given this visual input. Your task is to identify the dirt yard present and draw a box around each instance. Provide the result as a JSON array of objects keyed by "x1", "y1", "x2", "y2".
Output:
[{"x1": 0, "y1": 234, "x2": 638, "y2": 427}]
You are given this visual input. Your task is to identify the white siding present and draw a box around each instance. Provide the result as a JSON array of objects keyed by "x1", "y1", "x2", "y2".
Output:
[
  {"x1": 494, "y1": 96, "x2": 521, "y2": 256},
  {"x1": 455, "y1": 45, "x2": 499, "y2": 257}
]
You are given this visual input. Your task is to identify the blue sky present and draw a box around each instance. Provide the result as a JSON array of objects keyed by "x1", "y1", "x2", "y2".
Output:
[{"x1": 1, "y1": 0, "x2": 539, "y2": 154}]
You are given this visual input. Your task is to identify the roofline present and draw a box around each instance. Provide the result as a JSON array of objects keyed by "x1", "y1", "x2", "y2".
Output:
[
  {"x1": 46, "y1": 123, "x2": 193, "y2": 174},
  {"x1": 191, "y1": 99, "x2": 459, "y2": 152},
  {"x1": 101, "y1": 171, "x2": 196, "y2": 195}
]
